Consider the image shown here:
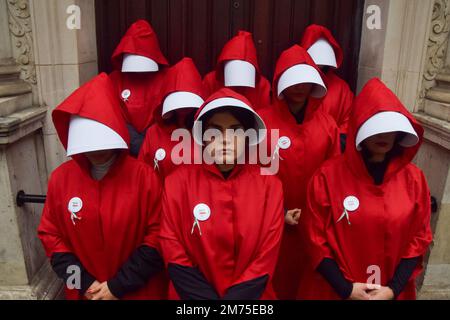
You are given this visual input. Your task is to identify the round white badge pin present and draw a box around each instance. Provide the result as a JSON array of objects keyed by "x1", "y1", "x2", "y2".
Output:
[
  {"x1": 155, "y1": 148, "x2": 166, "y2": 161},
  {"x1": 193, "y1": 203, "x2": 211, "y2": 222},
  {"x1": 343, "y1": 196, "x2": 359, "y2": 212},
  {"x1": 278, "y1": 136, "x2": 291, "y2": 150},
  {"x1": 68, "y1": 197, "x2": 83, "y2": 213},
  {"x1": 121, "y1": 89, "x2": 131, "y2": 100}
]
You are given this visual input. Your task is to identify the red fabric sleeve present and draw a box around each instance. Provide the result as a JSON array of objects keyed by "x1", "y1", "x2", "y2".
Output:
[
  {"x1": 256, "y1": 77, "x2": 272, "y2": 110},
  {"x1": 402, "y1": 170, "x2": 433, "y2": 263},
  {"x1": 141, "y1": 168, "x2": 163, "y2": 250},
  {"x1": 303, "y1": 172, "x2": 335, "y2": 270},
  {"x1": 159, "y1": 176, "x2": 194, "y2": 268},
  {"x1": 229, "y1": 177, "x2": 284, "y2": 287},
  {"x1": 338, "y1": 86, "x2": 354, "y2": 134},
  {"x1": 137, "y1": 133, "x2": 152, "y2": 165},
  {"x1": 325, "y1": 116, "x2": 341, "y2": 159},
  {"x1": 37, "y1": 173, "x2": 73, "y2": 257},
  {"x1": 202, "y1": 72, "x2": 216, "y2": 98}
]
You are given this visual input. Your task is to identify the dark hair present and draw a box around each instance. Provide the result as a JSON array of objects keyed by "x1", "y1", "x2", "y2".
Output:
[
  {"x1": 320, "y1": 66, "x2": 331, "y2": 74},
  {"x1": 201, "y1": 106, "x2": 257, "y2": 162},
  {"x1": 163, "y1": 108, "x2": 197, "y2": 129},
  {"x1": 201, "y1": 106, "x2": 256, "y2": 131}
]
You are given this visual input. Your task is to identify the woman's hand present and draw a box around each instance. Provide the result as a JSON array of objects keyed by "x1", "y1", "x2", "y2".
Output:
[
  {"x1": 90, "y1": 282, "x2": 119, "y2": 300},
  {"x1": 285, "y1": 209, "x2": 301, "y2": 225},
  {"x1": 348, "y1": 283, "x2": 380, "y2": 300},
  {"x1": 369, "y1": 286, "x2": 395, "y2": 300},
  {"x1": 85, "y1": 280, "x2": 101, "y2": 300}
]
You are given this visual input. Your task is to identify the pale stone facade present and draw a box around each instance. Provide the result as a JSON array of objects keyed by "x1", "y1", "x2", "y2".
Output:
[
  {"x1": 0, "y1": 0, "x2": 97, "y2": 299},
  {"x1": 0, "y1": 0, "x2": 448, "y2": 299},
  {"x1": 359, "y1": 0, "x2": 450, "y2": 299}
]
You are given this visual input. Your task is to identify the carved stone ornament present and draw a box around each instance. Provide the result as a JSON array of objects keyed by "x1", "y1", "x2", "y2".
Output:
[
  {"x1": 419, "y1": 0, "x2": 450, "y2": 106},
  {"x1": 7, "y1": 0, "x2": 37, "y2": 85}
]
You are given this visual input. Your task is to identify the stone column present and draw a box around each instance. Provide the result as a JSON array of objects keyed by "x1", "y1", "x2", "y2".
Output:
[
  {"x1": 0, "y1": 0, "x2": 60, "y2": 299},
  {"x1": 414, "y1": 0, "x2": 450, "y2": 299},
  {"x1": 0, "y1": 0, "x2": 12, "y2": 62},
  {"x1": 0, "y1": 0, "x2": 98, "y2": 299},
  {"x1": 357, "y1": 0, "x2": 435, "y2": 110},
  {"x1": 30, "y1": 0, "x2": 98, "y2": 174}
]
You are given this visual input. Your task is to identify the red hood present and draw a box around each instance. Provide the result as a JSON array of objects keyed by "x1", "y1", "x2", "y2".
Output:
[
  {"x1": 153, "y1": 57, "x2": 205, "y2": 121},
  {"x1": 300, "y1": 24, "x2": 343, "y2": 68},
  {"x1": 272, "y1": 44, "x2": 325, "y2": 99},
  {"x1": 345, "y1": 78, "x2": 424, "y2": 182},
  {"x1": 163, "y1": 57, "x2": 205, "y2": 99},
  {"x1": 52, "y1": 72, "x2": 130, "y2": 152},
  {"x1": 111, "y1": 19, "x2": 169, "y2": 71},
  {"x1": 215, "y1": 30, "x2": 261, "y2": 81},
  {"x1": 194, "y1": 88, "x2": 254, "y2": 121}
]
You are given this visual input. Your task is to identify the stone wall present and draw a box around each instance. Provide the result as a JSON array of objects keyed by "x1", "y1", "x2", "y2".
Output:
[
  {"x1": 31, "y1": 0, "x2": 98, "y2": 174},
  {"x1": 0, "y1": 0, "x2": 98, "y2": 299}
]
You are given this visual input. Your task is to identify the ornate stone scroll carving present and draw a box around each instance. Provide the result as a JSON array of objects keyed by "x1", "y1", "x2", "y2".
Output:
[
  {"x1": 7, "y1": 0, "x2": 37, "y2": 85},
  {"x1": 420, "y1": 0, "x2": 450, "y2": 106}
]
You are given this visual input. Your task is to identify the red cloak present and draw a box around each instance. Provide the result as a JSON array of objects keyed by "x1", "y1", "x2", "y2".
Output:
[
  {"x1": 297, "y1": 78, "x2": 432, "y2": 300},
  {"x1": 109, "y1": 20, "x2": 169, "y2": 133},
  {"x1": 139, "y1": 57, "x2": 204, "y2": 180},
  {"x1": 259, "y1": 45, "x2": 340, "y2": 299},
  {"x1": 38, "y1": 73, "x2": 168, "y2": 300},
  {"x1": 202, "y1": 30, "x2": 271, "y2": 110},
  {"x1": 301, "y1": 24, "x2": 354, "y2": 133}
]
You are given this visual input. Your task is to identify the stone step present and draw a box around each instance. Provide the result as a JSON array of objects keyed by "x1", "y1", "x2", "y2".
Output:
[
  {"x1": 426, "y1": 85, "x2": 450, "y2": 104},
  {"x1": 0, "y1": 92, "x2": 33, "y2": 117},
  {"x1": 0, "y1": 64, "x2": 21, "y2": 81},
  {"x1": 418, "y1": 264, "x2": 450, "y2": 300},
  {"x1": 0, "y1": 106, "x2": 48, "y2": 146},
  {"x1": 435, "y1": 72, "x2": 450, "y2": 82},
  {"x1": 0, "y1": 79, "x2": 31, "y2": 98},
  {"x1": 424, "y1": 97, "x2": 450, "y2": 122}
]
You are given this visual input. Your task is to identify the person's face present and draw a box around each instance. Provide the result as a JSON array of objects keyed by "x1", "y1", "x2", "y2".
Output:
[
  {"x1": 175, "y1": 108, "x2": 196, "y2": 127},
  {"x1": 362, "y1": 132, "x2": 398, "y2": 157},
  {"x1": 84, "y1": 149, "x2": 116, "y2": 166},
  {"x1": 283, "y1": 83, "x2": 313, "y2": 104},
  {"x1": 204, "y1": 111, "x2": 246, "y2": 169}
]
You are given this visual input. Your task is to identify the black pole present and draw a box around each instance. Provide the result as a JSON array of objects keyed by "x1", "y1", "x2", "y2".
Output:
[
  {"x1": 431, "y1": 196, "x2": 438, "y2": 214},
  {"x1": 16, "y1": 190, "x2": 46, "y2": 207}
]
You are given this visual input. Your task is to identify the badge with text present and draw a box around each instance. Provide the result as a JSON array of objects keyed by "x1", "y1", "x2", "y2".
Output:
[
  {"x1": 278, "y1": 136, "x2": 291, "y2": 150},
  {"x1": 191, "y1": 203, "x2": 211, "y2": 236},
  {"x1": 121, "y1": 89, "x2": 131, "y2": 102},
  {"x1": 154, "y1": 148, "x2": 166, "y2": 171},
  {"x1": 337, "y1": 196, "x2": 360, "y2": 225},
  {"x1": 68, "y1": 197, "x2": 83, "y2": 225},
  {"x1": 273, "y1": 136, "x2": 291, "y2": 160}
]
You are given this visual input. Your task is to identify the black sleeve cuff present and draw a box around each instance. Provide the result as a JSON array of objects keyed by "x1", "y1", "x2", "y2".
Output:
[
  {"x1": 387, "y1": 257, "x2": 420, "y2": 298},
  {"x1": 50, "y1": 252, "x2": 96, "y2": 296},
  {"x1": 340, "y1": 133, "x2": 347, "y2": 153},
  {"x1": 168, "y1": 263, "x2": 219, "y2": 300},
  {"x1": 223, "y1": 275, "x2": 269, "y2": 300},
  {"x1": 317, "y1": 258, "x2": 353, "y2": 299},
  {"x1": 127, "y1": 124, "x2": 147, "y2": 157},
  {"x1": 107, "y1": 277, "x2": 126, "y2": 299},
  {"x1": 107, "y1": 245, "x2": 164, "y2": 299}
]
